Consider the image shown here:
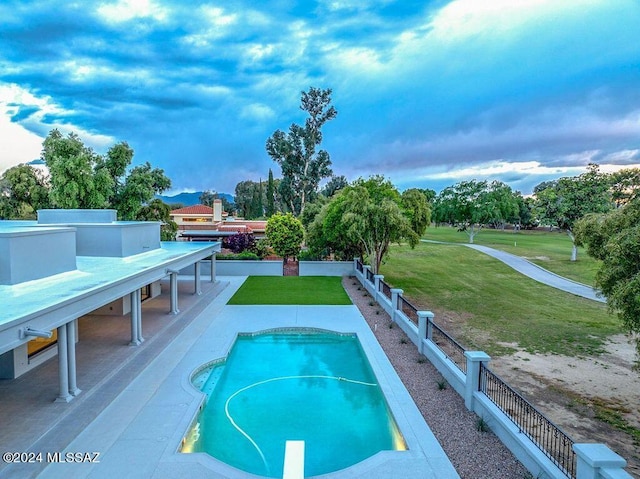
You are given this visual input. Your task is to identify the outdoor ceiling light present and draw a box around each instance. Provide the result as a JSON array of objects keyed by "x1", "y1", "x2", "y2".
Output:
[{"x1": 19, "y1": 327, "x2": 53, "y2": 340}]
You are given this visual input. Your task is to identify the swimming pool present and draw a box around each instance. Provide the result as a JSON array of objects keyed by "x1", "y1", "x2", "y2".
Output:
[{"x1": 182, "y1": 328, "x2": 406, "y2": 477}]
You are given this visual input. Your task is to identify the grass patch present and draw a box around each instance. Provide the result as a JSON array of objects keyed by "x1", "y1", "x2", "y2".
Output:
[
  {"x1": 381, "y1": 243, "x2": 621, "y2": 357},
  {"x1": 424, "y1": 226, "x2": 601, "y2": 286},
  {"x1": 587, "y1": 398, "x2": 640, "y2": 447},
  {"x1": 228, "y1": 276, "x2": 352, "y2": 305}
]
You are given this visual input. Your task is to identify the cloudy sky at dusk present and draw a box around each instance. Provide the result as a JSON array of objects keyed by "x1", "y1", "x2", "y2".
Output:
[{"x1": 1, "y1": 0, "x2": 639, "y2": 196}]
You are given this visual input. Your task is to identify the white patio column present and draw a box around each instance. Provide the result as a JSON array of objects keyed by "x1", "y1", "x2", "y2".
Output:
[
  {"x1": 194, "y1": 261, "x2": 202, "y2": 295},
  {"x1": 130, "y1": 290, "x2": 141, "y2": 346},
  {"x1": 210, "y1": 254, "x2": 216, "y2": 283},
  {"x1": 55, "y1": 324, "x2": 72, "y2": 403},
  {"x1": 170, "y1": 271, "x2": 180, "y2": 314},
  {"x1": 66, "y1": 320, "x2": 81, "y2": 397},
  {"x1": 135, "y1": 288, "x2": 144, "y2": 343}
]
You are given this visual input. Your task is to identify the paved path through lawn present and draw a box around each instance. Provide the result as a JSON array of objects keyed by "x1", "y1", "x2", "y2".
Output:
[{"x1": 421, "y1": 240, "x2": 605, "y2": 303}]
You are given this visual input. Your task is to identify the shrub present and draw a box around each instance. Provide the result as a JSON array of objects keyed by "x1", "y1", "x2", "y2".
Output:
[
  {"x1": 265, "y1": 213, "x2": 304, "y2": 262},
  {"x1": 223, "y1": 232, "x2": 255, "y2": 253},
  {"x1": 298, "y1": 249, "x2": 322, "y2": 261},
  {"x1": 252, "y1": 238, "x2": 272, "y2": 259},
  {"x1": 217, "y1": 251, "x2": 260, "y2": 260}
]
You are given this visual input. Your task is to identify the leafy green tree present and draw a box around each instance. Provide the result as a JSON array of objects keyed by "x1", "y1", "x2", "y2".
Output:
[
  {"x1": 199, "y1": 190, "x2": 216, "y2": 207},
  {"x1": 136, "y1": 198, "x2": 178, "y2": 241},
  {"x1": 342, "y1": 184, "x2": 418, "y2": 273},
  {"x1": 201, "y1": 190, "x2": 233, "y2": 212},
  {"x1": 43, "y1": 129, "x2": 113, "y2": 209},
  {"x1": 485, "y1": 181, "x2": 519, "y2": 230},
  {"x1": 321, "y1": 175, "x2": 348, "y2": 198},
  {"x1": 534, "y1": 164, "x2": 612, "y2": 260},
  {"x1": 234, "y1": 180, "x2": 255, "y2": 218},
  {"x1": 401, "y1": 188, "x2": 431, "y2": 237},
  {"x1": 0, "y1": 164, "x2": 50, "y2": 219},
  {"x1": 306, "y1": 176, "x2": 418, "y2": 273},
  {"x1": 419, "y1": 188, "x2": 437, "y2": 203},
  {"x1": 575, "y1": 198, "x2": 640, "y2": 350},
  {"x1": 511, "y1": 193, "x2": 537, "y2": 229},
  {"x1": 306, "y1": 193, "x2": 362, "y2": 261},
  {"x1": 114, "y1": 162, "x2": 171, "y2": 220},
  {"x1": 433, "y1": 180, "x2": 517, "y2": 243},
  {"x1": 299, "y1": 196, "x2": 328, "y2": 230},
  {"x1": 266, "y1": 87, "x2": 337, "y2": 216},
  {"x1": 265, "y1": 212, "x2": 304, "y2": 263},
  {"x1": 266, "y1": 169, "x2": 276, "y2": 217},
  {"x1": 41, "y1": 129, "x2": 170, "y2": 219},
  {"x1": 234, "y1": 180, "x2": 265, "y2": 219},
  {"x1": 609, "y1": 167, "x2": 640, "y2": 207},
  {"x1": 249, "y1": 180, "x2": 264, "y2": 219}
]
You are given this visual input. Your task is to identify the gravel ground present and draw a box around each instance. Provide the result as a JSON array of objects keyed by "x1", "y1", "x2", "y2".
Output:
[{"x1": 342, "y1": 276, "x2": 530, "y2": 479}]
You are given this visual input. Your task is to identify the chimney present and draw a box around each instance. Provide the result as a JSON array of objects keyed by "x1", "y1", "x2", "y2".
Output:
[{"x1": 213, "y1": 199, "x2": 223, "y2": 222}]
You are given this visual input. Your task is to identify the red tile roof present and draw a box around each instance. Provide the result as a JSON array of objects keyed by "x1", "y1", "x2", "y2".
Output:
[{"x1": 170, "y1": 204, "x2": 213, "y2": 215}]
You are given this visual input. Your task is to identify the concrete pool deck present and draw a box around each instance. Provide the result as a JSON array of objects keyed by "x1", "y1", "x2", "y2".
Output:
[{"x1": 8, "y1": 276, "x2": 459, "y2": 479}]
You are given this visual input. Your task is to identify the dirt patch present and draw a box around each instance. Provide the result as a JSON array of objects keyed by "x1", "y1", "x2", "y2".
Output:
[
  {"x1": 524, "y1": 255, "x2": 551, "y2": 261},
  {"x1": 491, "y1": 334, "x2": 640, "y2": 477}
]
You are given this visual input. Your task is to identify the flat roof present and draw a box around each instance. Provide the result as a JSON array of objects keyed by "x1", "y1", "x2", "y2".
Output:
[{"x1": 0, "y1": 241, "x2": 220, "y2": 330}]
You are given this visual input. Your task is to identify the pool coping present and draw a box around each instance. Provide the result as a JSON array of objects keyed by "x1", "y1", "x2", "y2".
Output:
[{"x1": 38, "y1": 276, "x2": 460, "y2": 479}]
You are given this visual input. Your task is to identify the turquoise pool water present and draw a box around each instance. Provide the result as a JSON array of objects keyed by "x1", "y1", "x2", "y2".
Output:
[{"x1": 182, "y1": 329, "x2": 406, "y2": 478}]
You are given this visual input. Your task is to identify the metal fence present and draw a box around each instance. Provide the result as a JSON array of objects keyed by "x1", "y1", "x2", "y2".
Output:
[
  {"x1": 398, "y1": 295, "x2": 418, "y2": 326},
  {"x1": 430, "y1": 322, "x2": 467, "y2": 374},
  {"x1": 479, "y1": 364, "x2": 576, "y2": 478},
  {"x1": 365, "y1": 268, "x2": 375, "y2": 284},
  {"x1": 380, "y1": 279, "x2": 392, "y2": 300},
  {"x1": 355, "y1": 257, "x2": 578, "y2": 478}
]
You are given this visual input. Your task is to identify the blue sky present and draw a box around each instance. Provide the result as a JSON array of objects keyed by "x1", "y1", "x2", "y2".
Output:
[{"x1": 1, "y1": 0, "x2": 639, "y2": 196}]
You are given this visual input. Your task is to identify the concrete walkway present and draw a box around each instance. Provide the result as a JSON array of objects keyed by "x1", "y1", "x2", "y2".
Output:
[{"x1": 421, "y1": 240, "x2": 605, "y2": 303}]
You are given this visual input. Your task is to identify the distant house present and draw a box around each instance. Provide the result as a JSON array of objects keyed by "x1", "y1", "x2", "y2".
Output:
[
  {"x1": 170, "y1": 200, "x2": 267, "y2": 241},
  {"x1": 171, "y1": 204, "x2": 219, "y2": 229}
]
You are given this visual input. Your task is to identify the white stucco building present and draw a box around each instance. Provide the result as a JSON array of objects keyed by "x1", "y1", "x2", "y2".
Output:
[{"x1": 0, "y1": 209, "x2": 220, "y2": 402}]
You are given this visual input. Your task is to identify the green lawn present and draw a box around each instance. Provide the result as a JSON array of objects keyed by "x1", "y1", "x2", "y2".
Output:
[
  {"x1": 228, "y1": 276, "x2": 352, "y2": 305},
  {"x1": 380, "y1": 243, "x2": 621, "y2": 357},
  {"x1": 424, "y1": 226, "x2": 601, "y2": 286}
]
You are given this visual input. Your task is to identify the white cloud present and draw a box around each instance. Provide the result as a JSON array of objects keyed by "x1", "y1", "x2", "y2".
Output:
[
  {"x1": 97, "y1": 0, "x2": 168, "y2": 23},
  {"x1": 240, "y1": 103, "x2": 275, "y2": 122},
  {"x1": 181, "y1": 5, "x2": 238, "y2": 47},
  {"x1": 0, "y1": 83, "x2": 114, "y2": 162},
  {"x1": 0, "y1": 112, "x2": 43, "y2": 173},
  {"x1": 201, "y1": 6, "x2": 237, "y2": 27},
  {"x1": 330, "y1": 47, "x2": 383, "y2": 72},
  {"x1": 424, "y1": 160, "x2": 584, "y2": 181},
  {"x1": 429, "y1": 0, "x2": 602, "y2": 42}
]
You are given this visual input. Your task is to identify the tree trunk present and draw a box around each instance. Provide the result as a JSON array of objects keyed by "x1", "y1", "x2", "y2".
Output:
[{"x1": 568, "y1": 231, "x2": 577, "y2": 262}]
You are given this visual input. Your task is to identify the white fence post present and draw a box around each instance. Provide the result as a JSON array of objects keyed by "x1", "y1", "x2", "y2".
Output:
[
  {"x1": 573, "y1": 444, "x2": 632, "y2": 479},
  {"x1": 464, "y1": 351, "x2": 490, "y2": 411},
  {"x1": 417, "y1": 311, "x2": 434, "y2": 355},
  {"x1": 374, "y1": 274, "x2": 383, "y2": 302},
  {"x1": 390, "y1": 288, "x2": 403, "y2": 323}
]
